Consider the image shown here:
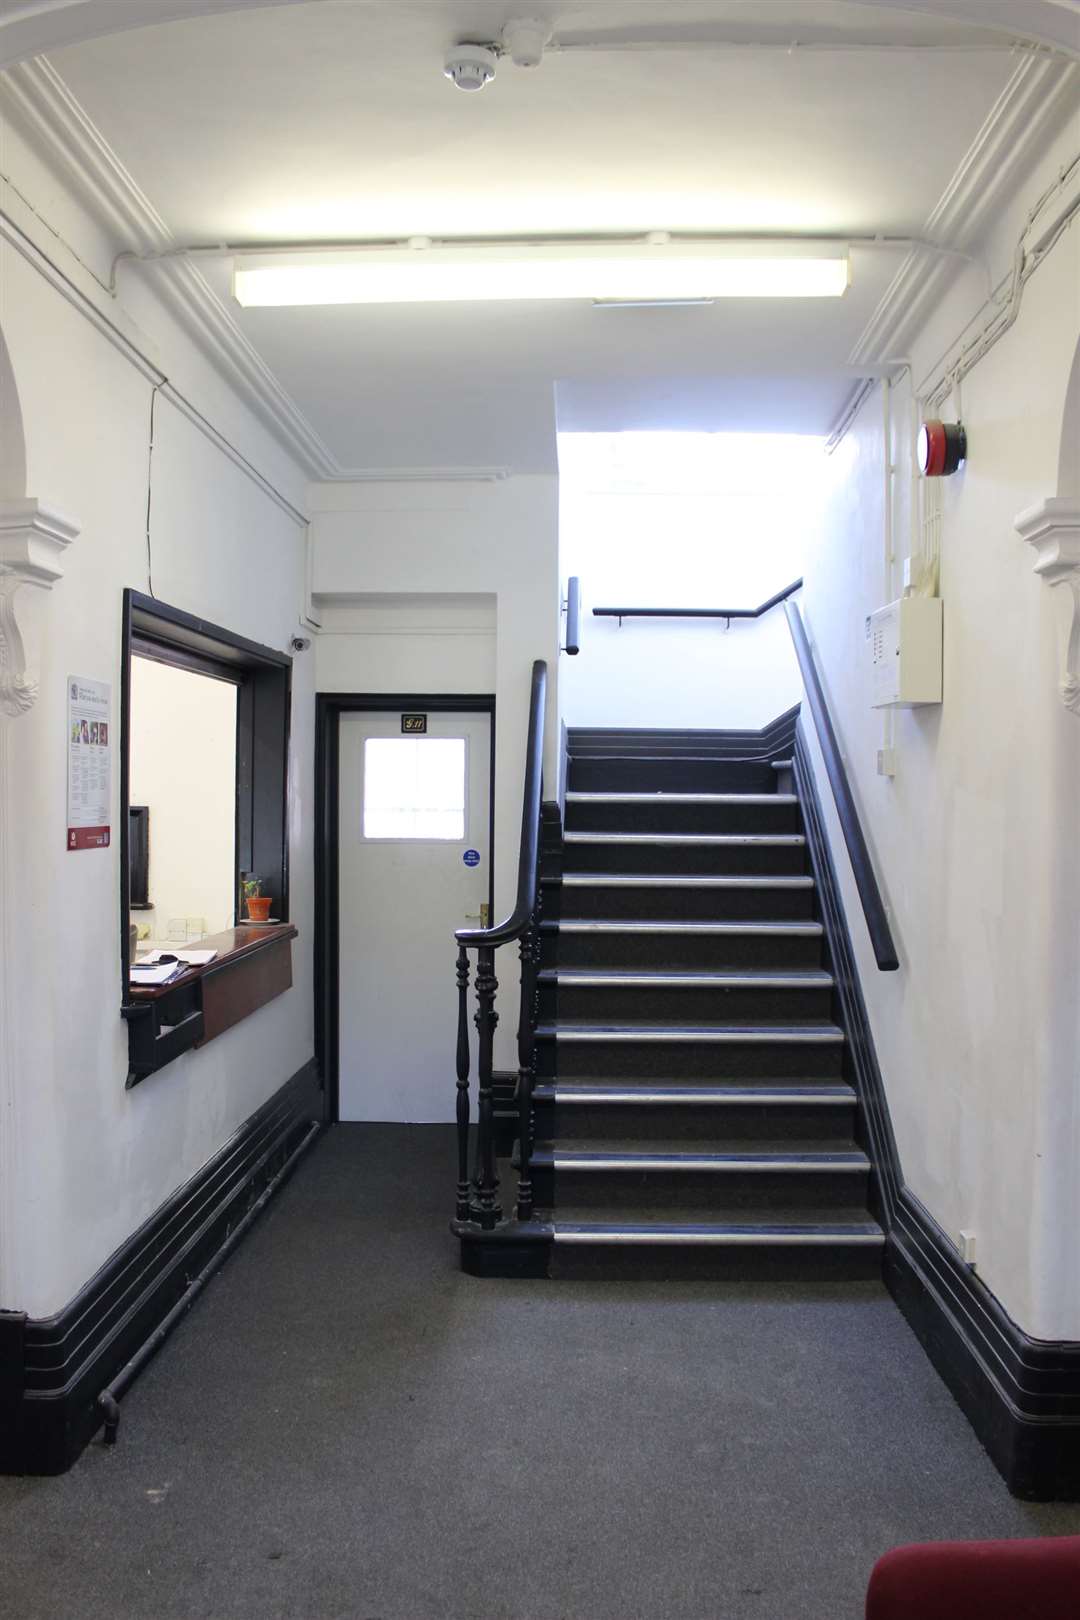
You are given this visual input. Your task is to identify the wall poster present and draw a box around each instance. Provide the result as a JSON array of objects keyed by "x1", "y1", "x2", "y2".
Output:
[{"x1": 67, "y1": 675, "x2": 111, "y2": 850}]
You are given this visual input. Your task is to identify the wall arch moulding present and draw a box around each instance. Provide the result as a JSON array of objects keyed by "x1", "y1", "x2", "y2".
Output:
[
  {"x1": 0, "y1": 498, "x2": 79, "y2": 718},
  {"x1": 1015, "y1": 338, "x2": 1080, "y2": 713},
  {"x1": 1016, "y1": 498, "x2": 1080, "y2": 714},
  {"x1": 0, "y1": 0, "x2": 1077, "y2": 70}
]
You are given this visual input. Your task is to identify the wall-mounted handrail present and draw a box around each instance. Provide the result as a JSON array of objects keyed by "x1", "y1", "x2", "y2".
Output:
[
  {"x1": 563, "y1": 576, "x2": 581, "y2": 656},
  {"x1": 784, "y1": 601, "x2": 899, "y2": 973},
  {"x1": 456, "y1": 659, "x2": 546, "y2": 949},
  {"x1": 592, "y1": 578, "x2": 802, "y2": 625}
]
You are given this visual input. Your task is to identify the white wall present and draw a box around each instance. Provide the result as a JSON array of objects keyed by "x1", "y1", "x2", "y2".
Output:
[
  {"x1": 562, "y1": 604, "x2": 800, "y2": 732},
  {"x1": 0, "y1": 118, "x2": 315, "y2": 1317},
  {"x1": 557, "y1": 438, "x2": 815, "y2": 730},
  {"x1": 310, "y1": 478, "x2": 560, "y2": 1069},
  {"x1": 129, "y1": 656, "x2": 238, "y2": 941},
  {"x1": 315, "y1": 592, "x2": 497, "y2": 696},
  {"x1": 801, "y1": 122, "x2": 1080, "y2": 1339}
]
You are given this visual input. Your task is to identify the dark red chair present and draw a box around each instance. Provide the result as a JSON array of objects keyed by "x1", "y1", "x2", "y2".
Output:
[{"x1": 866, "y1": 1535, "x2": 1080, "y2": 1620}]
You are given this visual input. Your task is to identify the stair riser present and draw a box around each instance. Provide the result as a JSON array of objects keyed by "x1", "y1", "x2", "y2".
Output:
[
  {"x1": 549, "y1": 1243, "x2": 882, "y2": 1282},
  {"x1": 540, "y1": 930, "x2": 824, "y2": 971},
  {"x1": 568, "y1": 759, "x2": 780, "y2": 793},
  {"x1": 562, "y1": 842, "x2": 807, "y2": 877},
  {"x1": 538, "y1": 982, "x2": 834, "y2": 1023},
  {"x1": 545, "y1": 882, "x2": 817, "y2": 923},
  {"x1": 533, "y1": 1099, "x2": 856, "y2": 1142},
  {"x1": 565, "y1": 801, "x2": 800, "y2": 835},
  {"x1": 532, "y1": 1165, "x2": 869, "y2": 1211},
  {"x1": 536, "y1": 1038, "x2": 844, "y2": 1081}
]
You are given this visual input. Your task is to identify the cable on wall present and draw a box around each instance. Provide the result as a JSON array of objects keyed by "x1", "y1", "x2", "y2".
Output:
[
  {"x1": 918, "y1": 151, "x2": 1080, "y2": 407},
  {"x1": 826, "y1": 149, "x2": 1080, "y2": 453},
  {"x1": 145, "y1": 379, "x2": 164, "y2": 597},
  {"x1": 0, "y1": 165, "x2": 115, "y2": 299}
]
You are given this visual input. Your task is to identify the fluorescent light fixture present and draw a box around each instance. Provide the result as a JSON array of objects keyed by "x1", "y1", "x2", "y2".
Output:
[{"x1": 232, "y1": 240, "x2": 850, "y2": 307}]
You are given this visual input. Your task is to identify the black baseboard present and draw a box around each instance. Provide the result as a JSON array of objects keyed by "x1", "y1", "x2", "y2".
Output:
[
  {"x1": 567, "y1": 707, "x2": 799, "y2": 761},
  {"x1": 795, "y1": 722, "x2": 1080, "y2": 1500},
  {"x1": 0, "y1": 1061, "x2": 323, "y2": 1476}
]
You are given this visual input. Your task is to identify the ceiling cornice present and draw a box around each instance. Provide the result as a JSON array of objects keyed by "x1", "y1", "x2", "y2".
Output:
[
  {"x1": 849, "y1": 52, "x2": 1079, "y2": 368},
  {"x1": 0, "y1": 56, "x2": 340, "y2": 478},
  {"x1": 316, "y1": 466, "x2": 512, "y2": 485},
  {"x1": 1, "y1": 52, "x2": 171, "y2": 251}
]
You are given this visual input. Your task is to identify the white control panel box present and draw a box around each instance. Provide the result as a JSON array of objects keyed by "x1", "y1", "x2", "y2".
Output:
[{"x1": 867, "y1": 597, "x2": 943, "y2": 708}]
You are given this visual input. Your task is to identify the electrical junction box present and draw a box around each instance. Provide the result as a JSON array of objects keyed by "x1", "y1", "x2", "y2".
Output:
[{"x1": 867, "y1": 597, "x2": 943, "y2": 708}]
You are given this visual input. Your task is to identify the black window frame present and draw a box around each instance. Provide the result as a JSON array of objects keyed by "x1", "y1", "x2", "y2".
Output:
[
  {"x1": 128, "y1": 804, "x2": 151, "y2": 909},
  {"x1": 120, "y1": 589, "x2": 292, "y2": 993}
]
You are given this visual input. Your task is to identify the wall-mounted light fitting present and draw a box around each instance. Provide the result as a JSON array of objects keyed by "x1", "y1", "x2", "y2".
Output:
[{"x1": 232, "y1": 239, "x2": 851, "y2": 308}]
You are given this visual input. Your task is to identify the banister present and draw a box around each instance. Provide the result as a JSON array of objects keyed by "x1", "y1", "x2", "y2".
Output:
[
  {"x1": 783, "y1": 600, "x2": 899, "y2": 973},
  {"x1": 592, "y1": 578, "x2": 803, "y2": 623},
  {"x1": 455, "y1": 658, "x2": 547, "y2": 949}
]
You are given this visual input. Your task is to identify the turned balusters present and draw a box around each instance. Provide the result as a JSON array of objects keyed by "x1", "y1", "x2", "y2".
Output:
[
  {"x1": 472, "y1": 945, "x2": 502, "y2": 1227},
  {"x1": 454, "y1": 945, "x2": 471, "y2": 1222},
  {"x1": 452, "y1": 659, "x2": 548, "y2": 1231},
  {"x1": 515, "y1": 841, "x2": 543, "y2": 1221}
]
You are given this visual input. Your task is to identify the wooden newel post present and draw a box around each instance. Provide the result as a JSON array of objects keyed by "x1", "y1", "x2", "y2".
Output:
[
  {"x1": 455, "y1": 944, "x2": 471, "y2": 1222},
  {"x1": 473, "y1": 944, "x2": 502, "y2": 1229}
]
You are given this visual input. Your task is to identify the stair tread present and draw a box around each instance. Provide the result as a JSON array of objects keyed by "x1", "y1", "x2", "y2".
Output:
[
  {"x1": 568, "y1": 751, "x2": 783, "y2": 760},
  {"x1": 566, "y1": 792, "x2": 797, "y2": 804},
  {"x1": 539, "y1": 969, "x2": 833, "y2": 987},
  {"x1": 533, "y1": 1140, "x2": 869, "y2": 1167},
  {"x1": 541, "y1": 919, "x2": 823, "y2": 934},
  {"x1": 565, "y1": 831, "x2": 805, "y2": 845},
  {"x1": 533, "y1": 1082, "x2": 856, "y2": 1103},
  {"x1": 550, "y1": 873, "x2": 815, "y2": 887},
  {"x1": 536, "y1": 1022, "x2": 845, "y2": 1041},
  {"x1": 549, "y1": 1211, "x2": 884, "y2": 1244}
]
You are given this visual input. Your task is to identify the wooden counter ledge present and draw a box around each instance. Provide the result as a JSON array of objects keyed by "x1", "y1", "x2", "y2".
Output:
[{"x1": 124, "y1": 924, "x2": 298, "y2": 1082}]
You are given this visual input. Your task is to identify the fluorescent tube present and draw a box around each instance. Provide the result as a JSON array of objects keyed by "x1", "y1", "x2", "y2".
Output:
[{"x1": 232, "y1": 241, "x2": 851, "y2": 307}]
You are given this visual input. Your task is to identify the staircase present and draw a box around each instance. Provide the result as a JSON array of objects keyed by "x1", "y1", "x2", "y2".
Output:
[{"x1": 530, "y1": 727, "x2": 885, "y2": 1279}]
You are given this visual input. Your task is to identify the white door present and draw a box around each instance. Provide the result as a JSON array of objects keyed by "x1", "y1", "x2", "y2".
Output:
[{"x1": 338, "y1": 710, "x2": 492, "y2": 1122}]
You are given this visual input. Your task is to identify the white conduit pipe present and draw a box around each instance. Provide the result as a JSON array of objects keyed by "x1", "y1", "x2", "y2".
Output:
[{"x1": 881, "y1": 378, "x2": 895, "y2": 773}]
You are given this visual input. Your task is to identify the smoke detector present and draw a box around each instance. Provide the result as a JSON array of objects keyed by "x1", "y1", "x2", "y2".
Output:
[{"x1": 443, "y1": 43, "x2": 498, "y2": 92}]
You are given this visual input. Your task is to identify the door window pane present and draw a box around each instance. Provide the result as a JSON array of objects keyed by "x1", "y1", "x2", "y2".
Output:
[{"x1": 363, "y1": 737, "x2": 467, "y2": 840}]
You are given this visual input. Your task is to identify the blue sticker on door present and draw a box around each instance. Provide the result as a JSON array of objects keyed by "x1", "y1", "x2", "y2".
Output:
[{"x1": 463, "y1": 848, "x2": 480, "y2": 867}]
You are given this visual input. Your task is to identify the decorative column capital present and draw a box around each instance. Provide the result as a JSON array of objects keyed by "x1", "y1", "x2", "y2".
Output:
[
  {"x1": 1015, "y1": 496, "x2": 1080, "y2": 581},
  {"x1": 1016, "y1": 497, "x2": 1080, "y2": 715},
  {"x1": 0, "y1": 498, "x2": 79, "y2": 718},
  {"x1": 0, "y1": 497, "x2": 78, "y2": 583}
]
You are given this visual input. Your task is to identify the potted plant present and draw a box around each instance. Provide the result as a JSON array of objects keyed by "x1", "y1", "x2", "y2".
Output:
[{"x1": 242, "y1": 875, "x2": 273, "y2": 924}]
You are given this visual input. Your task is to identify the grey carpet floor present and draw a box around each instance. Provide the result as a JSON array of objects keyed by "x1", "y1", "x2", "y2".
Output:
[{"x1": 2, "y1": 1124, "x2": 1078, "y2": 1620}]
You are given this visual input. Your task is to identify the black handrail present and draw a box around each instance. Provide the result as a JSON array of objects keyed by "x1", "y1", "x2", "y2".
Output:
[
  {"x1": 456, "y1": 659, "x2": 547, "y2": 948},
  {"x1": 784, "y1": 601, "x2": 899, "y2": 972},
  {"x1": 563, "y1": 577, "x2": 581, "y2": 656},
  {"x1": 592, "y1": 578, "x2": 803, "y2": 623}
]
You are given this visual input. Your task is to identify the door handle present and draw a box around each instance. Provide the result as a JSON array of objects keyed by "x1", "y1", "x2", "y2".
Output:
[{"x1": 464, "y1": 902, "x2": 491, "y2": 928}]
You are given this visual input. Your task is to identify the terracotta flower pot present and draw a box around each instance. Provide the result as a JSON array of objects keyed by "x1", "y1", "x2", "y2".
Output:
[{"x1": 246, "y1": 895, "x2": 273, "y2": 923}]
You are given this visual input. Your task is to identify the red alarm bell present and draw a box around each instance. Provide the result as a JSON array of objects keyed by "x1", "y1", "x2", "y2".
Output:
[{"x1": 917, "y1": 419, "x2": 967, "y2": 477}]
